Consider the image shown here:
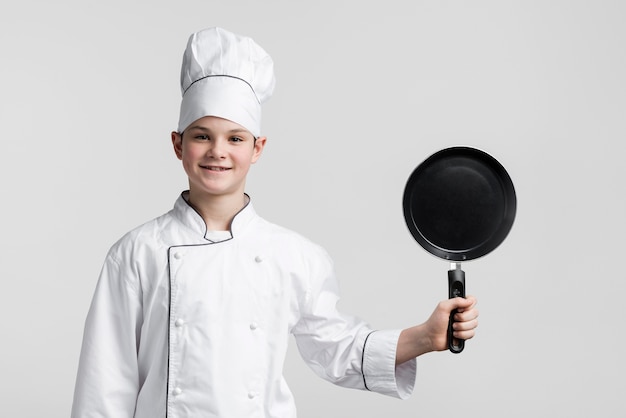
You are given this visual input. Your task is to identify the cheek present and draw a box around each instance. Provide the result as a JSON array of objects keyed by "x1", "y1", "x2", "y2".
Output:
[
  {"x1": 182, "y1": 144, "x2": 203, "y2": 161},
  {"x1": 180, "y1": 146, "x2": 202, "y2": 172},
  {"x1": 236, "y1": 150, "x2": 257, "y2": 168}
]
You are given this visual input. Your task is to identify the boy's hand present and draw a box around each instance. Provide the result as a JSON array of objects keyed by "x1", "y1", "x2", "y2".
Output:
[
  {"x1": 396, "y1": 296, "x2": 479, "y2": 364},
  {"x1": 427, "y1": 296, "x2": 479, "y2": 351}
]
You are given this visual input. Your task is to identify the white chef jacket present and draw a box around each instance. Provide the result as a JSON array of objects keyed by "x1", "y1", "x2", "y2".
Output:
[{"x1": 71, "y1": 192, "x2": 416, "y2": 417}]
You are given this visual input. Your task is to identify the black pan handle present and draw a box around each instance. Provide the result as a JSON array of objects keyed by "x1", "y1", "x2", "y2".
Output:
[{"x1": 448, "y1": 266, "x2": 466, "y2": 353}]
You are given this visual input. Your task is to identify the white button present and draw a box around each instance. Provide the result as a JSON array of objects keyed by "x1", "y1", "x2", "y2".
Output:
[
  {"x1": 248, "y1": 391, "x2": 257, "y2": 399},
  {"x1": 254, "y1": 255, "x2": 263, "y2": 263},
  {"x1": 174, "y1": 252, "x2": 182, "y2": 260},
  {"x1": 249, "y1": 322, "x2": 258, "y2": 330},
  {"x1": 173, "y1": 387, "x2": 183, "y2": 395},
  {"x1": 175, "y1": 318, "x2": 185, "y2": 327}
]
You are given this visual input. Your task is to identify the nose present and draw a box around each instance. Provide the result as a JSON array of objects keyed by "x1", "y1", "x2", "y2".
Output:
[{"x1": 207, "y1": 138, "x2": 227, "y2": 159}]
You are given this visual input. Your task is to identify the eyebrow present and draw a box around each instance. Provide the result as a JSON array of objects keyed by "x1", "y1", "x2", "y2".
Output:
[{"x1": 186, "y1": 126, "x2": 251, "y2": 136}]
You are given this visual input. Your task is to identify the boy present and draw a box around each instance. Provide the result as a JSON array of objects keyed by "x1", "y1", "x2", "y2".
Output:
[{"x1": 71, "y1": 27, "x2": 478, "y2": 417}]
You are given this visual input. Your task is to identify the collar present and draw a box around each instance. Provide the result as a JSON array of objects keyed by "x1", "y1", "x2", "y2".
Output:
[{"x1": 172, "y1": 191, "x2": 257, "y2": 241}]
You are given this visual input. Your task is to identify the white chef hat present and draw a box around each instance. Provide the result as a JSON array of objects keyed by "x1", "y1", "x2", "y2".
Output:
[{"x1": 177, "y1": 27, "x2": 275, "y2": 137}]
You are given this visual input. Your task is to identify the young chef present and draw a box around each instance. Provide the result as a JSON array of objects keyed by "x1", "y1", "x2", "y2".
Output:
[{"x1": 71, "y1": 27, "x2": 478, "y2": 417}]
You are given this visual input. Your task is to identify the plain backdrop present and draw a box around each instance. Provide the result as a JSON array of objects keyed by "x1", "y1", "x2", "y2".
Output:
[{"x1": 1, "y1": 1, "x2": 624, "y2": 417}]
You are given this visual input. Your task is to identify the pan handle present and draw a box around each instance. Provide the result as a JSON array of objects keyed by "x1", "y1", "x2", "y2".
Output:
[{"x1": 448, "y1": 265, "x2": 466, "y2": 353}]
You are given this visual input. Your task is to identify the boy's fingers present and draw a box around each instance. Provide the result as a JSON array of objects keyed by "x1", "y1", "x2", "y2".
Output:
[
  {"x1": 449, "y1": 295, "x2": 477, "y2": 312},
  {"x1": 452, "y1": 296, "x2": 479, "y2": 321},
  {"x1": 453, "y1": 315, "x2": 472, "y2": 326},
  {"x1": 453, "y1": 328, "x2": 477, "y2": 340}
]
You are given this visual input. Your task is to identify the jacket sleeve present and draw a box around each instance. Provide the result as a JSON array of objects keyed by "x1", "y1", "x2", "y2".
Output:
[
  {"x1": 71, "y1": 252, "x2": 143, "y2": 417},
  {"x1": 291, "y1": 245, "x2": 416, "y2": 399}
]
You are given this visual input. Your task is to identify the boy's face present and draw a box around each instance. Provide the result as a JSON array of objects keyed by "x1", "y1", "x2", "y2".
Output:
[{"x1": 171, "y1": 116, "x2": 266, "y2": 201}]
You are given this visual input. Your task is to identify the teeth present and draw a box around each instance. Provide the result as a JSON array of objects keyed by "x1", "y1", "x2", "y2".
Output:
[{"x1": 204, "y1": 166, "x2": 228, "y2": 171}]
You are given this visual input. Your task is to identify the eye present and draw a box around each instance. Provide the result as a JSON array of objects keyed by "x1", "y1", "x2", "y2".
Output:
[
  {"x1": 230, "y1": 136, "x2": 244, "y2": 142},
  {"x1": 194, "y1": 134, "x2": 210, "y2": 141}
]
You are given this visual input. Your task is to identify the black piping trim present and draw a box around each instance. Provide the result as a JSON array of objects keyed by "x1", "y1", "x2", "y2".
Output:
[
  {"x1": 165, "y1": 250, "x2": 171, "y2": 416},
  {"x1": 362, "y1": 330, "x2": 377, "y2": 391},
  {"x1": 182, "y1": 74, "x2": 260, "y2": 103},
  {"x1": 180, "y1": 191, "x2": 251, "y2": 242}
]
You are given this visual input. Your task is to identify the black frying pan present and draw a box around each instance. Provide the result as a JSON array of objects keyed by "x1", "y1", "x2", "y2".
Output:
[{"x1": 403, "y1": 146, "x2": 516, "y2": 353}]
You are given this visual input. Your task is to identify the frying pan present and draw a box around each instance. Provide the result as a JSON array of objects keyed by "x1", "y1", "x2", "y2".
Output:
[{"x1": 403, "y1": 146, "x2": 516, "y2": 353}]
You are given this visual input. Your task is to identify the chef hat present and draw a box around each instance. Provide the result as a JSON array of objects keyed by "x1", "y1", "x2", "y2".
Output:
[{"x1": 177, "y1": 27, "x2": 275, "y2": 137}]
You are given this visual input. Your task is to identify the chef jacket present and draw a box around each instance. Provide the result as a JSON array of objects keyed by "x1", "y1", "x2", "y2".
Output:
[{"x1": 71, "y1": 192, "x2": 416, "y2": 417}]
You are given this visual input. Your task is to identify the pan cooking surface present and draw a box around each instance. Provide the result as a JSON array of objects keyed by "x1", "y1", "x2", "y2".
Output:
[{"x1": 403, "y1": 147, "x2": 516, "y2": 261}]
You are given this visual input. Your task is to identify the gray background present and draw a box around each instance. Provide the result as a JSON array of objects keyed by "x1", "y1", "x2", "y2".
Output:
[{"x1": 1, "y1": 0, "x2": 624, "y2": 416}]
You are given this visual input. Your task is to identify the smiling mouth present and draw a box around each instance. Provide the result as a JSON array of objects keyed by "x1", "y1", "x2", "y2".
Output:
[{"x1": 200, "y1": 165, "x2": 230, "y2": 172}]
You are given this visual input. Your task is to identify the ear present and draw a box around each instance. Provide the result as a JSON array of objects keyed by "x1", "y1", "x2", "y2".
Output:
[
  {"x1": 251, "y1": 136, "x2": 267, "y2": 164},
  {"x1": 171, "y1": 131, "x2": 183, "y2": 160}
]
